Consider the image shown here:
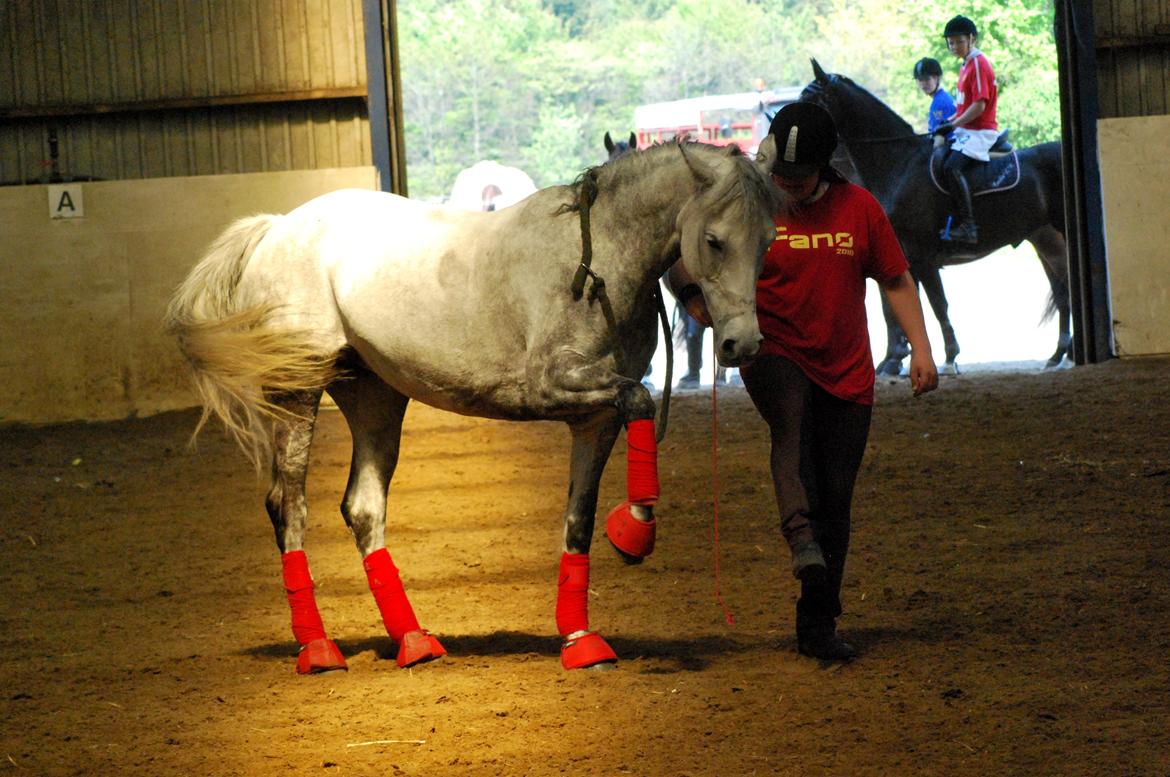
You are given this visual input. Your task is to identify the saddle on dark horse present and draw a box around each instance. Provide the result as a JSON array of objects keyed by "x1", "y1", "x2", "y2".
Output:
[{"x1": 930, "y1": 132, "x2": 1019, "y2": 197}]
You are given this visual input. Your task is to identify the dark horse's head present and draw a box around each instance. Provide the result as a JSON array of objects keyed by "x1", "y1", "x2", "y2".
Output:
[
  {"x1": 800, "y1": 59, "x2": 918, "y2": 146},
  {"x1": 603, "y1": 131, "x2": 639, "y2": 161}
]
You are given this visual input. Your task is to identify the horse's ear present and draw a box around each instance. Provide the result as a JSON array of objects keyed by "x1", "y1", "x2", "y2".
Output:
[
  {"x1": 678, "y1": 142, "x2": 718, "y2": 187},
  {"x1": 812, "y1": 58, "x2": 828, "y2": 83},
  {"x1": 628, "y1": 132, "x2": 637, "y2": 150},
  {"x1": 604, "y1": 131, "x2": 616, "y2": 154},
  {"x1": 755, "y1": 133, "x2": 776, "y2": 177}
]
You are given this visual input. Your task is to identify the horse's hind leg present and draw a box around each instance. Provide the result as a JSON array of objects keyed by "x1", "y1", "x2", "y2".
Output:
[
  {"x1": 266, "y1": 389, "x2": 348, "y2": 674},
  {"x1": 326, "y1": 363, "x2": 445, "y2": 669},
  {"x1": 557, "y1": 411, "x2": 624, "y2": 670},
  {"x1": 918, "y1": 264, "x2": 961, "y2": 372},
  {"x1": 1029, "y1": 226, "x2": 1072, "y2": 368}
]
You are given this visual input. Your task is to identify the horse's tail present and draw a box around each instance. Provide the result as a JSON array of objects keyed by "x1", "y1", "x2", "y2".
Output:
[{"x1": 164, "y1": 215, "x2": 338, "y2": 469}]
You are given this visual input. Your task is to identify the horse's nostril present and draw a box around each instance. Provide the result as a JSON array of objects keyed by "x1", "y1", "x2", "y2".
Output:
[{"x1": 720, "y1": 338, "x2": 738, "y2": 356}]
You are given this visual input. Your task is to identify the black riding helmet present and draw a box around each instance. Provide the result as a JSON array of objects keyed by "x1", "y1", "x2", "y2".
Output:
[
  {"x1": 913, "y1": 57, "x2": 943, "y2": 79},
  {"x1": 767, "y1": 102, "x2": 837, "y2": 178},
  {"x1": 943, "y1": 15, "x2": 978, "y2": 38}
]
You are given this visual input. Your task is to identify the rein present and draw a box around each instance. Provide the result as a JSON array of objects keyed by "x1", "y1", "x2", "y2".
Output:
[{"x1": 570, "y1": 168, "x2": 673, "y2": 443}]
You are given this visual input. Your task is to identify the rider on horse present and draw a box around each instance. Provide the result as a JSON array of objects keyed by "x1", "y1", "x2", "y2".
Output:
[
  {"x1": 914, "y1": 57, "x2": 955, "y2": 139},
  {"x1": 933, "y1": 14, "x2": 1000, "y2": 246}
]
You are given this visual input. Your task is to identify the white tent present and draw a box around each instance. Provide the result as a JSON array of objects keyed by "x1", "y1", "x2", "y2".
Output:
[{"x1": 447, "y1": 160, "x2": 537, "y2": 211}]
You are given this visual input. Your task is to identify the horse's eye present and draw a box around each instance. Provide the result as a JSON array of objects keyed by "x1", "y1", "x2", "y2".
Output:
[{"x1": 706, "y1": 234, "x2": 724, "y2": 251}]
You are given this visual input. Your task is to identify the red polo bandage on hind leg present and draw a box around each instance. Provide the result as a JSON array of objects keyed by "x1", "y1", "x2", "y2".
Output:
[
  {"x1": 363, "y1": 548, "x2": 421, "y2": 642},
  {"x1": 626, "y1": 419, "x2": 659, "y2": 506},
  {"x1": 555, "y1": 552, "x2": 591, "y2": 636},
  {"x1": 281, "y1": 550, "x2": 327, "y2": 646}
]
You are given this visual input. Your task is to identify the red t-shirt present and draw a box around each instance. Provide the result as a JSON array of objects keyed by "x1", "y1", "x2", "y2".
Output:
[
  {"x1": 755, "y1": 182, "x2": 908, "y2": 405},
  {"x1": 956, "y1": 49, "x2": 998, "y2": 130}
]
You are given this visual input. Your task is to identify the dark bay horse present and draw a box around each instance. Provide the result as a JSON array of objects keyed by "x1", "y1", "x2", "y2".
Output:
[
  {"x1": 802, "y1": 60, "x2": 1070, "y2": 374},
  {"x1": 166, "y1": 140, "x2": 777, "y2": 674}
]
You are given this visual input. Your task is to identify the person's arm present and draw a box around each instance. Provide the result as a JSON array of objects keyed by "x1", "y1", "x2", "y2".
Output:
[
  {"x1": 936, "y1": 98, "x2": 986, "y2": 137},
  {"x1": 880, "y1": 271, "x2": 939, "y2": 396}
]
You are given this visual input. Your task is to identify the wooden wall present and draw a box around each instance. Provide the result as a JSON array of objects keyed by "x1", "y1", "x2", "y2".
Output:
[
  {"x1": 1094, "y1": 0, "x2": 1170, "y2": 117},
  {"x1": 0, "y1": 0, "x2": 371, "y2": 184}
]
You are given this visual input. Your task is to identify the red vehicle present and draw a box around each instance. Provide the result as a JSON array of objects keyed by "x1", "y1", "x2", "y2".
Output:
[{"x1": 634, "y1": 86, "x2": 803, "y2": 154}]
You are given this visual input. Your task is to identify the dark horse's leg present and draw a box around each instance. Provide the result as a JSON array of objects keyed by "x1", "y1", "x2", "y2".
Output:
[
  {"x1": 917, "y1": 263, "x2": 961, "y2": 372},
  {"x1": 877, "y1": 287, "x2": 912, "y2": 377},
  {"x1": 326, "y1": 361, "x2": 445, "y2": 669},
  {"x1": 266, "y1": 388, "x2": 348, "y2": 674},
  {"x1": 1027, "y1": 225, "x2": 1073, "y2": 368}
]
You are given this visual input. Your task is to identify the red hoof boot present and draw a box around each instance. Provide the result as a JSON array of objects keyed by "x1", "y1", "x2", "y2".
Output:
[
  {"x1": 295, "y1": 638, "x2": 348, "y2": 675},
  {"x1": 605, "y1": 501, "x2": 656, "y2": 560},
  {"x1": 396, "y1": 629, "x2": 446, "y2": 668},
  {"x1": 561, "y1": 632, "x2": 618, "y2": 670}
]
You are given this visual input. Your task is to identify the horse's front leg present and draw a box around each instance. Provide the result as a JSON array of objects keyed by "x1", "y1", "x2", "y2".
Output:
[
  {"x1": 540, "y1": 353, "x2": 660, "y2": 563},
  {"x1": 556, "y1": 411, "x2": 624, "y2": 670}
]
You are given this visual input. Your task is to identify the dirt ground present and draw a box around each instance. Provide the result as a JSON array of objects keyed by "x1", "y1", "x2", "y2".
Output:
[{"x1": 2, "y1": 357, "x2": 1169, "y2": 777}]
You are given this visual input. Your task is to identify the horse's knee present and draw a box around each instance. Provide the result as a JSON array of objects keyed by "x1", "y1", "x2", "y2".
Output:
[{"x1": 615, "y1": 380, "x2": 655, "y2": 422}]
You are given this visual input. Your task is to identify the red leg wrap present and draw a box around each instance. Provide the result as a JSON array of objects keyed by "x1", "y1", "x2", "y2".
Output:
[
  {"x1": 281, "y1": 550, "x2": 327, "y2": 645},
  {"x1": 555, "y1": 553, "x2": 618, "y2": 669},
  {"x1": 626, "y1": 419, "x2": 659, "y2": 505},
  {"x1": 364, "y1": 548, "x2": 446, "y2": 668},
  {"x1": 555, "y1": 552, "x2": 590, "y2": 636},
  {"x1": 363, "y1": 548, "x2": 421, "y2": 641},
  {"x1": 282, "y1": 551, "x2": 347, "y2": 674}
]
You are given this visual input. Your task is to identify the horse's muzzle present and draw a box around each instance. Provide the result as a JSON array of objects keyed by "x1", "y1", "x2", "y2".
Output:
[{"x1": 715, "y1": 320, "x2": 763, "y2": 368}]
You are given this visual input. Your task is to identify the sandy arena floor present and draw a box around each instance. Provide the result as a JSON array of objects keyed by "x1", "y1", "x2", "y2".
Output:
[{"x1": 2, "y1": 357, "x2": 1168, "y2": 776}]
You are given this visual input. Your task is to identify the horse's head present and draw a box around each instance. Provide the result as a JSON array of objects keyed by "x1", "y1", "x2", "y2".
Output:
[
  {"x1": 675, "y1": 143, "x2": 777, "y2": 367},
  {"x1": 801, "y1": 59, "x2": 915, "y2": 144},
  {"x1": 604, "y1": 131, "x2": 638, "y2": 161}
]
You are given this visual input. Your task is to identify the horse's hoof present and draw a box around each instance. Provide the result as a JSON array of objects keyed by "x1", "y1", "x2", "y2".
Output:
[
  {"x1": 876, "y1": 359, "x2": 902, "y2": 377},
  {"x1": 396, "y1": 629, "x2": 446, "y2": 668},
  {"x1": 605, "y1": 501, "x2": 656, "y2": 560},
  {"x1": 941, "y1": 362, "x2": 961, "y2": 376},
  {"x1": 561, "y1": 632, "x2": 618, "y2": 670},
  {"x1": 296, "y1": 638, "x2": 348, "y2": 674}
]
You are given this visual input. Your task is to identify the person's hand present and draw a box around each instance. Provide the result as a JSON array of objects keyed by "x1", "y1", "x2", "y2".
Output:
[
  {"x1": 933, "y1": 122, "x2": 954, "y2": 137},
  {"x1": 685, "y1": 295, "x2": 713, "y2": 328},
  {"x1": 908, "y1": 351, "x2": 938, "y2": 397}
]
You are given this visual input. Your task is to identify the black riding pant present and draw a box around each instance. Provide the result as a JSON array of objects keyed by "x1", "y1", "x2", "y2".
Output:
[{"x1": 741, "y1": 355, "x2": 872, "y2": 632}]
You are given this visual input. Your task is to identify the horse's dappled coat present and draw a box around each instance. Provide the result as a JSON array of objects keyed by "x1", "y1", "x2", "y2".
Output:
[{"x1": 165, "y1": 141, "x2": 778, "y2": 672}]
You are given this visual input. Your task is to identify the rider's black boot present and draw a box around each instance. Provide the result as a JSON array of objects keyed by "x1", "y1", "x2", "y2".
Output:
[{"x1": 942, "y1": 170, "x2": 978, "y2": 245}]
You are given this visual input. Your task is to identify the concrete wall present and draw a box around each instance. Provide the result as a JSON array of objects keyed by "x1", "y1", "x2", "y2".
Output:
[
  {"x1": 0, "y1": 167, "x2": 376, "y2": 424},
  {"x1": 1098, "y1": 116, "x2": 1170, "y2": 357}
]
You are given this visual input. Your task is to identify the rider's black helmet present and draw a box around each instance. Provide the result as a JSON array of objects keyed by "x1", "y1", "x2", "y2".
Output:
[
  {"x1": 913, "y1": 57, "x2": 943, "y2": 79},
  {"x1": 767, "y1": 102, "x2": 838, "y2": 178},
  {"x1": 943, "y1": 15, "x2": 978, "y2": 38}
]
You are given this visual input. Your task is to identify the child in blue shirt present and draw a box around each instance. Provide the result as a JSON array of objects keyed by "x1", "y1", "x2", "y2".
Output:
[{"x1": 914, "y1": 57, "x2": 955, "y2": 137}]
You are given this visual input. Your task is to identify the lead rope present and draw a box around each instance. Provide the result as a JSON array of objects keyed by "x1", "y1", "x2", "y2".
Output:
[{"x1": 711, "y1": 338, "x2": 735, "y2": 627}]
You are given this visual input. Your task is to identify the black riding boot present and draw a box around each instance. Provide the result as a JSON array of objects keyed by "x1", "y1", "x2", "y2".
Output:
[{"x1": 943, "y1": 169, "x2": 978, "y2": 245}]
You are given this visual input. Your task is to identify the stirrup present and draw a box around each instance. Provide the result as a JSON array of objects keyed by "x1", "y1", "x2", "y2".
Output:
[{"x1": 561, "y1": 631, "x2": 618, "y2": 670}]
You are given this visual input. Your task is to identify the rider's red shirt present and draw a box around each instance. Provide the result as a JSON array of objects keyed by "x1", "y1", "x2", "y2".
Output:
[
  {"x1": 956, "y1": 49, "x2": 998, "y2": 130},
  {"x1": 755, "y1": 182, "x2": 908, "y2": 405}
]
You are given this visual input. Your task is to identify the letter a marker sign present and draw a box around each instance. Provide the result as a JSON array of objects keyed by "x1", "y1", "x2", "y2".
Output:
[{"x1": 48, "y1": 184, "x2": 84, "y2": 219}]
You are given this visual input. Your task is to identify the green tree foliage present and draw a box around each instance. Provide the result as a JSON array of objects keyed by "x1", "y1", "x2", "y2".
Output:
[{"x1": 398, "y1": 0, "x2": 1060, "y2": 200}]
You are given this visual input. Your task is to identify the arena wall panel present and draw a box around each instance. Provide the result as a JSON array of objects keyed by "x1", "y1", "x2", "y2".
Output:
[{"x1": 0, "y1": 166, "x2": 376, "y2": 424}]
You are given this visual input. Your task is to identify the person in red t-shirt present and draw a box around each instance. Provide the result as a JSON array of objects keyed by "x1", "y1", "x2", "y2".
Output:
[
  {"x1": 933, "y1": 14, "x2": 1000, "y2": 245},
  {"x1": 669, "y1": 102, "x2": 937, "y2": 661}
]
